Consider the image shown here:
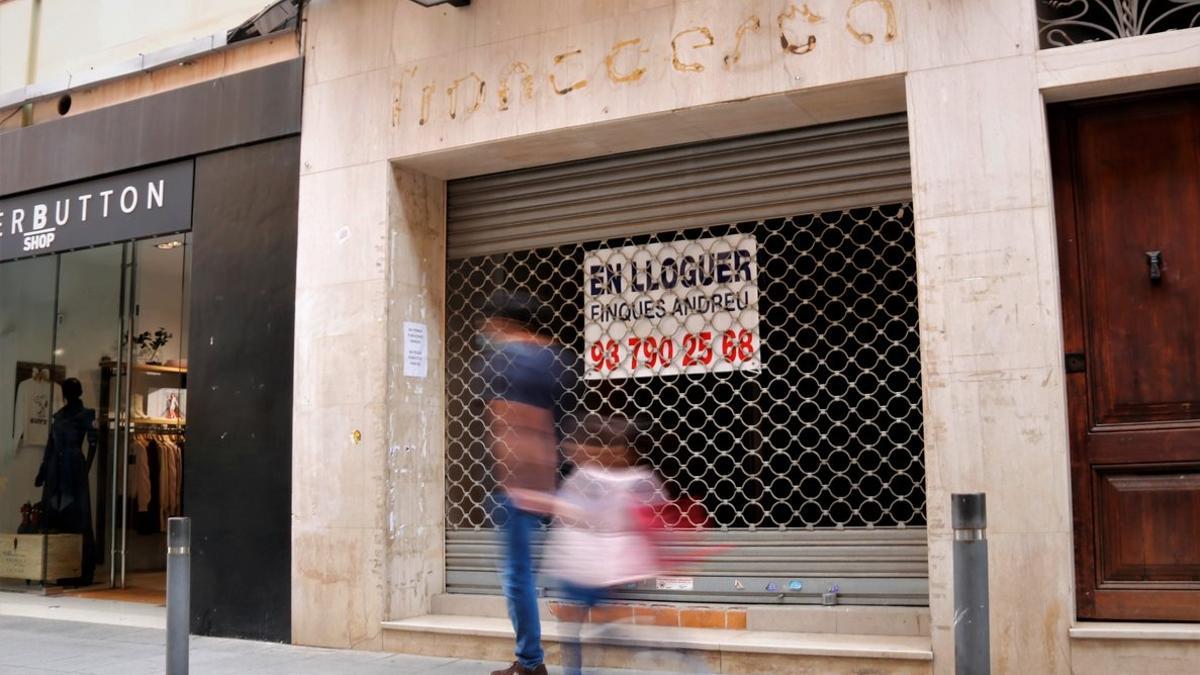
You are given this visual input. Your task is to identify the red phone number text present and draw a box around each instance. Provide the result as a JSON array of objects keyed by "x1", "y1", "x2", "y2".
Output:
[{"x1": 589, "y1": 329, "x2": 756, "y2": 371}]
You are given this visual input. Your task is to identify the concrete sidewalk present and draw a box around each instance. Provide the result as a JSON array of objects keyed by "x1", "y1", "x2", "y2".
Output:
[{"x1": 0, "y1": 615, "x2": 652, "y2": 675}]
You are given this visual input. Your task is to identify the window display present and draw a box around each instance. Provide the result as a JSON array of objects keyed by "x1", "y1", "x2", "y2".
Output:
[
  {"x1": 10, "y1": 364, "x2": 64, "y2": 453},
  {"x1": 0, "y1": 235, "x2": 190, "y2": 596}
]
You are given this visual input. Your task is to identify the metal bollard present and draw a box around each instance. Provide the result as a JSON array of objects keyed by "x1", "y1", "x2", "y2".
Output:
[
  {"x1": 167, "y1": 517, "x2": 191, "y2": 675},
  {"x1": 952, "y1": 493, "x2": 989, "y2": 675}
]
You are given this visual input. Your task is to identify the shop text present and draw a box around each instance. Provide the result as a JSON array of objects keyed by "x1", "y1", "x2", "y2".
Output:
[
  {"x1": 583, "y1": 233, "x2": 760, "y2": 380},
  {"x1": 0, "y1": 160, "x2": 194, "y2": 263},
  {"x1": 1, "y1": 180, "x2": 166, "y2": 240},
  {"x1": 391, "y1": 1, "x2": 899, "y2": 128}
]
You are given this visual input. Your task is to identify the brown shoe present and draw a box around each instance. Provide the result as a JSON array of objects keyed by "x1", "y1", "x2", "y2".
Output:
[{"x1": 490, "y1": 661, "x2": 548, "y2": 675}]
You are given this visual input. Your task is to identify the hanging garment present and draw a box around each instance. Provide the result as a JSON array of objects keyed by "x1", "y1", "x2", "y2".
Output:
[
  {"x1": 175, "y1": 438, "x2": 185, "y2": 514},
  {"x1": 11, "y1": 372, "x2": 62, "y2": 453},
  {"x1": 127, "y1": 435, "x2": 152, "y2": 513},
  {"x1": 158, "y1": 435, "x2": 183, "y2": 530},
  {"x1": 171, "y1": 437, "x2": 183, "y2": 517},
  {"x1": 135, "y1": 438, "x2": 162, "y2": 535},
  {"x1": 158, "y1": 436, "x2": 169, "y2": 530}
]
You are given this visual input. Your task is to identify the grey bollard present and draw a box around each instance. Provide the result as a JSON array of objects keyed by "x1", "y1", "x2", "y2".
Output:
[
  {"x1": 167, "y1": 517, "x2": 191, "y2": 675},
  {"x1": 952, "y1": 493, "x2": 989, "y2": 675}
]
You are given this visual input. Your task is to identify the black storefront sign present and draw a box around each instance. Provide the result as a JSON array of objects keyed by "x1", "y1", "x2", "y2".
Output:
[{"x1": 0, "y1": 160, "x2": 193, "y2": 262}]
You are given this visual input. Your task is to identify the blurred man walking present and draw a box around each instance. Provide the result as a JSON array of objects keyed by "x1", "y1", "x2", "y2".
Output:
[{"x1": 478, "y1": 291, "x2": 573, "y2": 675}]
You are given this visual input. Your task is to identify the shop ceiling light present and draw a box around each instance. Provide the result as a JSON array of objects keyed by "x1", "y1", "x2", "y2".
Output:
[
  {"x1": 409, "y1": 0, "x2": 470, "y2": 7},
  {"x1": 156, "y1": 241, "x2": 184, "y2": 250}
]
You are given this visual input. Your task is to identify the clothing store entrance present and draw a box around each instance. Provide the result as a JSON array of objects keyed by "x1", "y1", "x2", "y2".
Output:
[
  {"x1": 0, "y1": 231, "x2": 191, "y2": 604},
  {"x1": 0, "y1": 65, "x2": 300, "y2": 640}
]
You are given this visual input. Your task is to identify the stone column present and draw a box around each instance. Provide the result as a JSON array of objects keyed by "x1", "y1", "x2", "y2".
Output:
[
  {"x1": 384, "y1": 165, "x2": 447, "y2": 620},
  {"x1": 292, "y1": 160, "x2": 391, "y2": 649},
  {"x1": 290, "y1": 143, "x2": 446, "y2": 652},
  {"x1": 904, "y1": 4, "x2": 1074, "y2": 673}
]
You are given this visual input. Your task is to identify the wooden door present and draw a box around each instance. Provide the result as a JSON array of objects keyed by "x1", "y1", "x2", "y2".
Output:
[{"x1": 1051, "y1": 88, "x2": 1200, "y2": 621}]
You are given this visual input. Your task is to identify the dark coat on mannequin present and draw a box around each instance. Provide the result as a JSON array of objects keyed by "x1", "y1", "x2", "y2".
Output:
[{"x1": 35, "y1": 377, "x2": 98, "y2": 585}]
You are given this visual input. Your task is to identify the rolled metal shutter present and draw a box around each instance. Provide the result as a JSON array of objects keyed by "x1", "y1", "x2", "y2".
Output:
[
  {"x1": 445, "y1": 113, "x2": 927, "y2": 605},
  {"x1": 447, "y1": 114, "x2": 912, "y2": 259}
]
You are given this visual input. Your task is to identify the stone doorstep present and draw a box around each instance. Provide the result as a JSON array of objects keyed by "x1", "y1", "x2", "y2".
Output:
[
  {"x1": 1069, "y1": 622, "x2": 1200, "y2": 641},
  {"x1": 381, "y1": 614, "x2": 933, "y2": 663},
  {"x1": 432, "y1": 593, "x2": 931, "y2": 637}
]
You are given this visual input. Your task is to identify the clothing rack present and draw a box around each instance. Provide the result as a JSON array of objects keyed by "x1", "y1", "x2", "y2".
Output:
[
  {"x1": 100, "y1": 416, "x2": 186, "y2": 434},
  {"x1": 127, "y1": 428, "x2": 185, "y2": 535},
  {"x1": 127, "y1": 422, "x2": 186, "y2": 433}
]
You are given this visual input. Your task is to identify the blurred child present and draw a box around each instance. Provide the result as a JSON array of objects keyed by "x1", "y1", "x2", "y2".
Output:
[{"x1": 542, "y1": 413, "x2": 664, "y2": 675}]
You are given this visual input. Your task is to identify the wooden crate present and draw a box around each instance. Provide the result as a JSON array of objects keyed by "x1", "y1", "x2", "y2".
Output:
[{"x1": 0, "y1": 534, "x2": 82, "y2": 582}]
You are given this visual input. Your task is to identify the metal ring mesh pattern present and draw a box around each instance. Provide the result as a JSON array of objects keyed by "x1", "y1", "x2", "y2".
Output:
[{"x1": 446, "y1": 203, "x2": 924, "y2": 531}]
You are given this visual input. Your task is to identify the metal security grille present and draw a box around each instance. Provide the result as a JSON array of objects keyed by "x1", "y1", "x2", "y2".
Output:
[
  {"x1": 445, "y1": 116, "x2": 927, "y2": 604},
  {"x1": 448, "y1": 206, "x2": 923, "y2": 527},
  {"x1": 1037, "y1": 0, "x2": 1200, "y2": 48}
]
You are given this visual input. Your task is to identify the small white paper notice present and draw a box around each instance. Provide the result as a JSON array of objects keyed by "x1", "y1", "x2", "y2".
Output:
[
  {"x1": 403, "y1": 322, "x2": 428, "y2": 378},
  {"x1": 655, "y1": 576, "x2": 694, "y2": 591}
]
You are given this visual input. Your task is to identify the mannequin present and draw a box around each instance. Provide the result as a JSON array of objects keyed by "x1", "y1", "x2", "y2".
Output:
[{"x1": 34, "y1": 378, "x2": 98, "y2": 586}]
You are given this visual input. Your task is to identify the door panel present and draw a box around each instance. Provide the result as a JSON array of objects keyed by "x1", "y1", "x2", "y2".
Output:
[
  {"x1": 1052, "y1": 87, "x2": 1200, "y2": 620},
  {"x1": 1074, "y1": 101, "x2": 1200, "y2": 426},
  {"x1": 1096, "y1": 468, "x2": 1200, "y2": 584}
]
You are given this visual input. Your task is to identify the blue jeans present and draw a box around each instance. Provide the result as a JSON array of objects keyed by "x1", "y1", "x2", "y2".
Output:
[
  {"x1": 558, "y1": 582, "x2": 609, "y2": 675},
  {"x1": 495, "y1": 494, "x2": 544, "y2": 669}
]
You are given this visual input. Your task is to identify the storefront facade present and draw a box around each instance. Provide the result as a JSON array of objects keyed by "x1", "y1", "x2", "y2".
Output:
[
  {"x1": 0, "y1": 55, "x2": 301, "y2": 643},
  {"x1": 293, "y1": 1, "x2": 1200, "y2": 672}
]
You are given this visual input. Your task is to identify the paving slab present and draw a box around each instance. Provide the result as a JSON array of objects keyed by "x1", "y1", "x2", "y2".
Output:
[{"x1": 0, "y1": 615, "x2": 663, "y2": 675}]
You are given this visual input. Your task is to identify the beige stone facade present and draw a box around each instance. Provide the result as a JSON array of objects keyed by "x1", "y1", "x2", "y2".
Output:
[
  {"x1": 293, "y1": 1, "x2": 1200, "y2": 672},
  {"x1": 0, "y1": 0, "x2": 271, "y2": 93}
]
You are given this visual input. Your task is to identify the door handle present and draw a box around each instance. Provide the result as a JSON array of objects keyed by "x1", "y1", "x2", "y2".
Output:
[{"x1": 1145, "y1": 250, "x2": 1163, "y2": 285}]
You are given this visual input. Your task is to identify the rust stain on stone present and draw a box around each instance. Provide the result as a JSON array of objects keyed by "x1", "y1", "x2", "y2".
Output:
[
  {"x1": 391, "y1": 66, "x2": 417, "y2": 128},
  {"x1": 550, "y1": 48, "x2": 587, "y2": 95},
  {"x1": 605, "y1": 38, "x2": 647, "y2": 84},
  {"x1": 671, "y1": 27, "x2": 714, "y2": 73},
  {"x1": 724, "y1": 16, "x2": 761, "y2": 68},
  {"x1": 497, "y1": 61, "x2": 534, "y2": 111},
  {"x1": 779, "y1": 32, "x2": 816, "y2": 55},
  {"x1": 446, "y1": 72, "x2": 485, "y2": 120},
  {"x1": 778, "y1": 4, "x2": 818, "y2": 55},
  {"x1": 418, "y1": 83, "x2": 435, "y2": 126},
  {"x1": 846, "y1": 0, "x2": 898, "y2": 44}
]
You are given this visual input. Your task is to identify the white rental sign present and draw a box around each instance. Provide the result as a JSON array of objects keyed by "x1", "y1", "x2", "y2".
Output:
[
  {"x1": 583, "y1": 233, "x2": 759, "y2": 380},
  {"x1": 403, "y1": 321, "x2": 428, "y2": 378}
]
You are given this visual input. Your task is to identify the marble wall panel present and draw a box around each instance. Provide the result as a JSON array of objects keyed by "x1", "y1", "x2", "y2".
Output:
[
  {"x1": 292, "y1": 524, "x2": 388, "y2": 649},
  {"x1": 296, "y1": 164, "x2": 390, "y2": 289},
  {"x1": 906, "y1": 58, "x2": 1052, "y2": 220},
  {"x1": 901, "y1": 0, "x2": 1037, "y2": 72}
]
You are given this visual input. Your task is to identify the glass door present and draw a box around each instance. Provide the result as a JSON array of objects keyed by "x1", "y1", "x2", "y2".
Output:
[
  {"x1": 0, "y1": 256, "x2": 60, "y2": 571},
  {"x1": 55, "y1": 243, "x2": 128, "y2": 587},
  {"x1": 109, "y1": 235, "x2": 190, "y2": 593}
]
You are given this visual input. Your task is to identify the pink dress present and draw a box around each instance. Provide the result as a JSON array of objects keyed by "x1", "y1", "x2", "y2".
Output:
[{"x1": 544, "y1": 465, "x2": 664, "y2": 588}]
